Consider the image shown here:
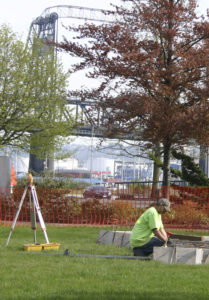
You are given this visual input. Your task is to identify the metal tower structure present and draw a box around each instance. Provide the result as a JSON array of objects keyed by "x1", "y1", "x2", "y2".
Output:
[
  {"x1": 27, "y1": 5, "x2": 209, "y2": 178},
  {"x1": 27, "y1": 5, "x2": 114, "y2": 46},
  {"x1": 27, "y1": 5, "x2": 114, "y2": 126},
  {"x1": 27, "y1": 5, "x2": 115, "y2": 173},
  {"x1": 41, "y1": 5, "x2": 114, "y2": 22},
  {"x1": 27, "y1": 12, "x2": 58, "y2": 46}
]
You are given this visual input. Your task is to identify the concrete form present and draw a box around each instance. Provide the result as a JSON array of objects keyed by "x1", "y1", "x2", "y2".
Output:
[
  {"x1": 97, "y1": 230, "x2": 115, "y2": 245},
  {"x1": 97, "y1": 230, "x2": 131, "y2": 248},
  {"x1": 204, "y1": 254, "x2": 209, "y2": 264},
  {"x1": 121, "y1": 231, "x2": 131, "y2": 248},
  {"x1": 97, "y1": 230, "x2": 209, "y2": 264},
  {"x1": 202, "y1": 249, "x2": 209, "y2": 263},
  {"x1": 113, "y1": 231, "x2": 125, "y2": 247},
  {"x1": 153, "y1": 247, "x2": 203, "y2": 264}
]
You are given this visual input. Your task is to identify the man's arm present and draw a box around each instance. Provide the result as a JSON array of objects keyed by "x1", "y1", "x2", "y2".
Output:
[
  {"x1": 159, "y1": 227, "x2": 168, "y2": 240},
  {"x1": 152, "y1": 228, "x2": 168, "y2": 242}
]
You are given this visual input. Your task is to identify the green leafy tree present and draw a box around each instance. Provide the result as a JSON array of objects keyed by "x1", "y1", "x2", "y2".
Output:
[
  {"x1": 0, "y1": 24, "x2": 76, "y2": 159},
  {"x1": 57, "y1": 0, "x2": 209, "y2": 188},
  {"x1": 150, "y1": 150, "x2": 209, "y2": 186},
  {"x1": 172, "y1": 150, "x2": 209, "y2": 186}
]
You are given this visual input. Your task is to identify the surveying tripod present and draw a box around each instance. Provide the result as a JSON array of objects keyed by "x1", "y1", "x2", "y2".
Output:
[{"x1": 6, "y1": 173, "x2": 49, "y2": 246}]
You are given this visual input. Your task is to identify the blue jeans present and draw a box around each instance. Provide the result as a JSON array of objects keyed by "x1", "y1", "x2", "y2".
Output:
[{"x1": 133, "y1": 237, "x2": 165, "y2": 257}]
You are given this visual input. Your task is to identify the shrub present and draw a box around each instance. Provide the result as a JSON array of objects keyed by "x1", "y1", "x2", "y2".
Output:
[
  {"x1": 16, "y1": 176, "x2": 87, "y2": 190},
  {"x1": 163, "y1": 200, "x2": 209, "y2": 228},
  {"x1": 68, "y1": 199, "x2": 145, "y2": 226}
]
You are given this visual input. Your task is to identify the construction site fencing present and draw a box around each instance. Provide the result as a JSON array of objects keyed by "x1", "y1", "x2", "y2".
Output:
[{"x1": 0, "y1": 184, "x2": 209, "y2": 231}]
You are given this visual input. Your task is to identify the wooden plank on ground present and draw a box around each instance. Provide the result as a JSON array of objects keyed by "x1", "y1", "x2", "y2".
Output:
[{"x1": 170, "y1": 234, "x2": 202, "y2": 241}]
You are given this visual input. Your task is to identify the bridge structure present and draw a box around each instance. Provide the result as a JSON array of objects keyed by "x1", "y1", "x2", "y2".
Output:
[
  {"x1": 27, "y1": 5, "x2": 117, "y2": 140},
  {"x1": 26, "y1": 4, "x2": 208, "y2": 177},
  {"x1": 67, "y1": 98, "x2": 136, "y2": 140},
  {"x1": 67, "y1": 98, "x2": 104, "y2": 138},
  {"x1": 27, "y1": 5, "x2": 114, "y2": 45},
  {"x1": 27, "y1": 5, "x2": 126, "y2": 173}
]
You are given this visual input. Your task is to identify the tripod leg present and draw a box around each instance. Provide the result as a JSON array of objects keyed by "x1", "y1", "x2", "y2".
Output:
[
  {"x1": 5, "y1": 186, "x2": 28, "y2": 246},
  {"x1": 31, "y1": 185, "x2": 49, "y2": 244},
  {"x1": 29, "y1": 191, "x2": 37, "y2": 244},
  {"x1": 31, "y1": 204, "x2": 37, "y2": 244}
]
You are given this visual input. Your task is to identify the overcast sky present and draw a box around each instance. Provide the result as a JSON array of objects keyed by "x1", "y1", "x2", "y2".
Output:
[
  {"x1": 1, "y1": 0, "x2": 209, "y2": 105},
  {"x1": 1, "y1": 0, "x2": 208, "y2": 90},
  {"x1": 0, "y1": 0, "x2": 208, "y2": 41},
  {"x1": 0, "y1": 0, "x2": 120, "y2": 41},
  {"x1": 0, "y1": 0, "x2": 209, "y2": 94}
]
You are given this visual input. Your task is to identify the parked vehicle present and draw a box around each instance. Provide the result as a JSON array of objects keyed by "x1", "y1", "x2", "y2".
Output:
[{"x1": 83, "y1": 185, "x2": 111, "y2": 199}]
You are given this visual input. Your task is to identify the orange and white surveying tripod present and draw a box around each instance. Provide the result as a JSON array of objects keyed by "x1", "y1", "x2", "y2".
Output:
[{"x1": 5, "y1": 173, "x2": 49, "y2": 246}]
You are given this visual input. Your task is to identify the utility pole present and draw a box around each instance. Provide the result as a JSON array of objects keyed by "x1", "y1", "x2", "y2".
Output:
[{"x1": 90, "y1": 126, "x2": 94, "y2": 184}]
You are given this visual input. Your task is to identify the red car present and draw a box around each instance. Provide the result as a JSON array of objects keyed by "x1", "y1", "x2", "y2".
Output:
[{"x1": 83, "y1": 185, "x2": 111, "y2": 199}]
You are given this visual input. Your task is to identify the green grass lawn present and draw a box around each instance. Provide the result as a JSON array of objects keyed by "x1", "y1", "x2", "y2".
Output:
[{"x1": 1, "y1": 225, "x2": 209, "y2": 300}]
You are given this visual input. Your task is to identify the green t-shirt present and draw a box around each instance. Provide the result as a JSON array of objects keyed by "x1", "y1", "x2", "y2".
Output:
[{"x1": 130, "y1": 207, "x2": 163, "y2": 248}]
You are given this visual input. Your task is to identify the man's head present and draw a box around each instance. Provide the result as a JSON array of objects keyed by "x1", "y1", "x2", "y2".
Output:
[{"x1": 156, "y1": 198, "x2": 171, "y2": 214}]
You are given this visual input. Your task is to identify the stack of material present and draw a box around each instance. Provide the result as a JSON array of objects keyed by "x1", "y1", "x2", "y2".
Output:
[
  {"x1": 156, "y1": 237, "x2": 209, "y2": 264},
  {"x1": 97, "y1": 230, "x2": 209, "y2": 264},
  {"x1": 153, "y1": 246, "x2": 204, "y2": 264},
  {"x1": 97, "y1": 230, "x2": 131, "y2": 248}
]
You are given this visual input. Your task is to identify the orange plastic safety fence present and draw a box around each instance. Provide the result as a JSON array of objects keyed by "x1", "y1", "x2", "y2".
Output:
[{"x1": 0, "y1": 185, "x2": 209, "y2": 231}]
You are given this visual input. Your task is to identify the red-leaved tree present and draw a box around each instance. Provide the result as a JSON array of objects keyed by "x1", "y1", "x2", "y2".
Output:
[{"x1": 57, "y1": 0, "x2": 209, "y2": 187}]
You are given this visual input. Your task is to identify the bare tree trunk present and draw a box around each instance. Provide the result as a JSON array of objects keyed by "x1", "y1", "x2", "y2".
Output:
[
  {"x1": 151, "y1": 143, "x2": 161, "y2": 200},
  {"x1": 28, "y1": 134, "x2": 54, "y2": 174},
  {"x1": 199, "y1": 144, "x2": 208, "y2": 177},
  {"x1": 162, "y1": 142, "x2": 171, "y2": 197},
  {"x1": 152, "y1": 143, "x2": 161, "y2": 184}
]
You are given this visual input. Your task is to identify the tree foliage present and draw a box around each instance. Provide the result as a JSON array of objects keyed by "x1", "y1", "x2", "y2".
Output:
[
  {"x1": 57, "y1": 0, "x2": 209, "y2": 186},
  {"x1": 150, "y1": 149, "x2": 209, "y2": 186},
  {"x1": 172, "y1": 150, "x2": 209, "y2": 186},
  {"x1": 0, "y1": 24, "x2": 76, "y2": 157}
]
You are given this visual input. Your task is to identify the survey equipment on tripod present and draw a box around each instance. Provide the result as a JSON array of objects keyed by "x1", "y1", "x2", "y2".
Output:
[{"x1": 5, "y1": 173, "x2": 60, "y2": 251}]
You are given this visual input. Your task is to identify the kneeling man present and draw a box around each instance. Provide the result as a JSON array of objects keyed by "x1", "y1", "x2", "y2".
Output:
[{"x1": 130, "y1": 198, "x2": 171, "y2": 257}]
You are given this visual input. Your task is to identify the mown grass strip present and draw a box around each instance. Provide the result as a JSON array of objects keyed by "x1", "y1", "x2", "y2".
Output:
[{"x1": 1, "y1": 225, "x2": 209, "y2": 300}]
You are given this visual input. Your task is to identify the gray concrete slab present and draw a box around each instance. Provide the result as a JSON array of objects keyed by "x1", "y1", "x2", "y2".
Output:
[
  {"x1": 175, "y1": 247, "x2": 203, "y2": 265},
  {"x1": 204, "y1": 254, "x2": 209, "y2": 264},
  {"x1": 97, "y1": 230, "x2": 115, "y2": 245},
  {"x1": 153, "y1": 246, "x2": 203, "y2": 264},
  {"x1": 202, "y1": 249, "x2": 209, "y2": 263},
  {"x1": 97, "y1": 230, "x2": 131, "y2": 248},
  {"x1": 112, "y1": 231, "x2": 131, "y2": 248},
  {"x1": 113, "y1": 231, "x2": 125, "y2": 246},
  {"x1": 121, "y1": 231, "x2": 131, "y2": 248},
  {"x1": 153, "y1": 246, "x2": 174, "y2": 264}
]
